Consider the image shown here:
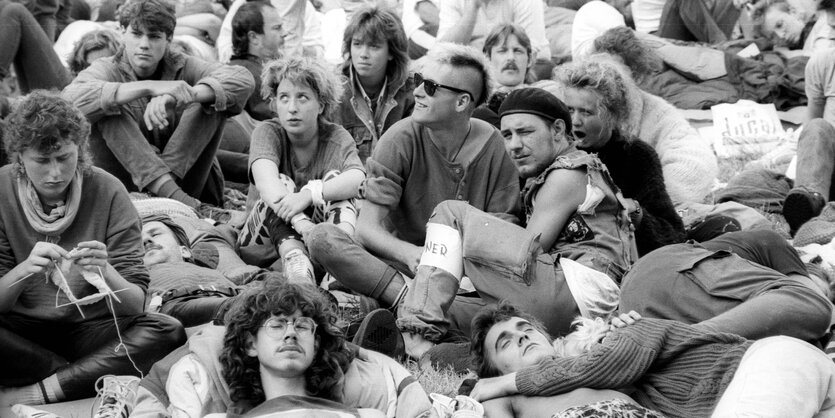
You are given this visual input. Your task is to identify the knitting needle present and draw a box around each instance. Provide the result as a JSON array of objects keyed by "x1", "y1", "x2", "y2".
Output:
[{"x1": 8, "y1": 272, "x2": 34, "y2": 287}]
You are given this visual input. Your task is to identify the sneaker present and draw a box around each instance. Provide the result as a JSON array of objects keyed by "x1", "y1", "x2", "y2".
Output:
[
  {"x1": 352, "y1": 309, "x2": 405, "y2": 359},
  {"x1": 11, "y1": 405, "x2": 61, "y2": 418},
  {"x1": 92, "y1": 375, "x2": 140, "y2": 418},
  {"x1": 784, "y1": 188, "x2": 826, "y2": 235},
  {"x1": 283, "y1": 248, "x2": 315, "y2": 285}
]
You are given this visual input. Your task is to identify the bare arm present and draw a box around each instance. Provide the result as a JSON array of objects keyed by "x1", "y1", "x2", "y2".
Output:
[
  {"x1": 525, "y1": 169, "x2": 587, "y2": 251},
  {"x1": 356, "y1": 201, "x2": 422, "y2": 273},
  {"x1": 322, "y1": 168, "x2": 365, "y2": 202},
  {"x1": 251, "y1": 158, "x2": 292, "y2": 212},
  {"x1": 437, "y1": 0, "x2": 481, "y2": 44},
  {"x1": 806, "y1": 100, "x2": 825, "y2": 125}
]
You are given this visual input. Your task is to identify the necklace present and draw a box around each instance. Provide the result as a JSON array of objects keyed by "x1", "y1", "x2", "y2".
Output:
[{"x1": 451, "y1": 123, "x2": 472, "y2": 163}]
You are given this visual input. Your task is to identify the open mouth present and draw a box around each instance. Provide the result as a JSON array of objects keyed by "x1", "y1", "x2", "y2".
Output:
[{"x1": 573, "y1": 131, "x2": 587, "y2": 140}]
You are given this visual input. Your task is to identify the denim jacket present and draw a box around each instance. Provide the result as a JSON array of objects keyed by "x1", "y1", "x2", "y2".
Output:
[
  {"x1": 334, "y1": 66, "x2": 415, "y2": 164},
  {"x1": 524, "y1": 150, "x2": 638, "y2": 281}
]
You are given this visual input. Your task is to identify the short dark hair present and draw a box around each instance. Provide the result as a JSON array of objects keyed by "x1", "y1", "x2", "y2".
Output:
[
  {"x1": 220, "y1": 282, "x2": 354, "y2": 406},
  {"x1": 118, "y1": 0, "x2": 176, "y2": 38},
  {"x1": 341, "y1": 5, "x2": 410, "y2": 89},
  {"x1": 68, "y1": 29, "x2": 121, "y2": 75},
  {"x1": 470, "y1": 302, "x2": 551, "y2": 379},
  {"x1": 231, "y1": 1, "x2": 274, "y2": 58},
  {"x1": 482, "y1": 24, "x2": 536, "y2": 84},
  {"x1": 4, "y1": 90, "x2": 92, "y2": 177}
]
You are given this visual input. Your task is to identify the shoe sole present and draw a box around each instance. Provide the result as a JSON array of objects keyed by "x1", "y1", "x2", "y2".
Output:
[
  {"x1": 352, "y1": 309, "x2": 402, "y2": 358},
  {"x1": 785, "y1": 192, "x2": 819, "y2": 235}
]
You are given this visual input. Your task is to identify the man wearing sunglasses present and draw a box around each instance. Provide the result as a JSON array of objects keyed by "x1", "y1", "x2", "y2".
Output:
[{"x1": 308, "y1": 42, "x2": 521, "y2": 352}]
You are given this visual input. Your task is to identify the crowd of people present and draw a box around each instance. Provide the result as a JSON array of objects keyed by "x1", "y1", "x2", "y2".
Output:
[{"x1": 1, "y1": 0, "x2": 835, "y2": 417}]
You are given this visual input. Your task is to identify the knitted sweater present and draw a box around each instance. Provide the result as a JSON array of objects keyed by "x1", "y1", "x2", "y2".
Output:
[
  {"x1": 624, "y1": 88, "x2": 718, "y2": 205},
  {"x1": 0, "y1": 166, "x2": 148, "y2": 322},
  {"x1": 594, "y1": 130, "x2": 685, "y2": 256},
  {"x1": 516, "y1": 319, "x2": 752, "y2": 418}
]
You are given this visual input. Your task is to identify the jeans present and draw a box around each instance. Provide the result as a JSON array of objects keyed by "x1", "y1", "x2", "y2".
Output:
[
  {"x1": 794, "y1": 118, "x2": 835, "y2": 200},
  {"x1": 656, "y1": 0, "x2": 740, "y2": 44},
  {"x1": 217, "y1": 116, "x2": 251, "y2": 184},
  {"x1": 0, "y1": 0, "x2": 70, "y2": 92},
  {"x1": 90, "y1": 102, "x2": 226, "y2": 205},
  {"x1": 160, "y1": 295, "x2": 231, "y2": 328},
  {"x1": 713, "y1": 336, "x2": 835, "y2": 417},
  {"x1": 0, "y1": 312, "x2": 186, "y2": 400},
  {"x1": 395, "y1": 200, "x2": 581, "y2": 341}
]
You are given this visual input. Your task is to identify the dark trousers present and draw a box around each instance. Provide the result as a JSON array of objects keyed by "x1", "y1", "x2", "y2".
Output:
[
  {"x1": 657, "y1": 0, "x2": 741, "y2": 44},
  {"x1": 0, "y1": 0, "x2": 70, "y2": 92},
  {"x1": 0, "y1": 312, "x2": 186, "y2": 401}
]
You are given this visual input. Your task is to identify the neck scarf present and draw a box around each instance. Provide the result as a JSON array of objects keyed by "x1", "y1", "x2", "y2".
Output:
[{"x1": 17, "y1": 170, "x2": 83, "y2": 237}]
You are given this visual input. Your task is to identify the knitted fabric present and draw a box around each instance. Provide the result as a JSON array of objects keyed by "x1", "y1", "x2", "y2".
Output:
[
  {"x1": 516, "y1": 318, "x2": 752, "y2": 418},
  {"x1": 794, "y1": 202, "x2": 835, "y2": 247},
  {"x1": 624, "y1": 87, "x2": 718, "y2": 204},
  {"x1": 131, "y1": 194, "x2": 199, "y2": 220}
]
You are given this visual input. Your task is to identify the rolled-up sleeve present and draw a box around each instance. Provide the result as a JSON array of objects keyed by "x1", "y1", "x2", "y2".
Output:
[
  {"x1": 183, "y1": 57, "x2": 255, "y2": 115},
  {"x1": 61, "y1": 60, "x2": 124, "y2": 122}
]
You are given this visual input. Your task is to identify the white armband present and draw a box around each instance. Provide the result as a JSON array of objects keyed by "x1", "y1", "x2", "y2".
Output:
[{"x1": 301, "y1": 180, "x2": 325, "y2": 207}]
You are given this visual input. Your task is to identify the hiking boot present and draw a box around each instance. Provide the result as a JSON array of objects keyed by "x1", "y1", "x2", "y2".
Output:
[
  {"x1": 283, "y1": 248, "x2": 315, "y2": 285},
  {"x1": 11, "y1": 405, "x2": 61, "y2": 418},
  {"x1": 784, "y1": 188, "x2": 826, "y2": 235},
  {"x1": 352, "y1": 309, "x2": 405, "y2": 359},
  {"x1": 92, "y1": 375, "x2": 139, "y2": 418}
]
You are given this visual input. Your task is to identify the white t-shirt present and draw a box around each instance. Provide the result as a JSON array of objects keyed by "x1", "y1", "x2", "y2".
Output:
[
  {"x1": 805, "y1": 47, "x2": 835, "y2": 126},
  {"x1": 631, "y1": 0, "x2": 665, "y2": 34}
]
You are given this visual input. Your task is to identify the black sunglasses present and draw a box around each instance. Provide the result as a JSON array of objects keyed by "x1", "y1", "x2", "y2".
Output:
[{"x1": 414, "y1": 72, "x2": 475, "y2": 102}]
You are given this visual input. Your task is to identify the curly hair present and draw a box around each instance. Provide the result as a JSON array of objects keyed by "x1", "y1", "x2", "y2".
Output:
[
  {"x1": 482, "y1": 24, "x2": 537, "y2": 85},
  {"x1": 341, "y1": 5, "x2": 410, "y2": 89},
  {"x1": 3, "y1": 90, "x2": 92, "y2": 178},
  {"x1": 220, "y1": 281, "x2": 353, "y2": 407},
  {"x1": 749, "y1": 0, "x2": 795, "y2": 41},
  {"x1": 118, "y1": 0, "x2": 176, "y2": 37},
  {"x1": 425, "y1": 42, "x2": 493, "y2": 107},
  {"x1": 261, "y1": 56, "x2": 344, "y2": 122},
  {"x1": 592, "y1": 26, "x2": 663, "y2": 82},
  {"x1": 68, "y1": 29, "x2": 121, "y2": 76},
  {"x1": 470, "y1": 302, "x2": 551, "y2": 379},
  {"x1": 552, "y1": 59, "x2": 629, "y2": 129}
]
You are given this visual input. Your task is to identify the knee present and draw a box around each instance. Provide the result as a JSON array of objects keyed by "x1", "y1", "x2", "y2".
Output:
[
  {"x1": 742, "y1": 229, "x2": 789, "y2": 250},
  {"x1": 137, "y1": 313, "x2": 187, "y2": 351},
  {"x1": 800, "y1": 119, "x2": 835, "y2": 146},
  {"x1": 307, "y1": 223, "x2": 348, "y2": 260},
  {"x1": 429, "y1": 200, "x2": 469, "y2": 223},
  {"x1": 3, "y1": 3, "x2": 30, "y2": 21}
]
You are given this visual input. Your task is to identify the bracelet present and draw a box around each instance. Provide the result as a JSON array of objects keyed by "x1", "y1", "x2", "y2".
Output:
[{"x1": 301, "y1": 180, "x2": 325, "y2": 206}]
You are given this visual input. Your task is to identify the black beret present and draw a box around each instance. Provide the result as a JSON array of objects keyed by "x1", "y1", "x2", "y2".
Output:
[{"x1": 498, "y1": 87, "x2": 572, "y2": 135}]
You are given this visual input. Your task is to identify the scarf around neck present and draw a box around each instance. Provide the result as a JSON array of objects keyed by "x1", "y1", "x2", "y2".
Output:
[{"x1": 17, "y1": 170, "x2": 83, "y2": 237}]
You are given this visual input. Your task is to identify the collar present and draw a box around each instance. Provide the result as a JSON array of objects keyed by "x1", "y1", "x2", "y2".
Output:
[{"x1": 350, "y1": 65, "x2": 388, "y2": 108}]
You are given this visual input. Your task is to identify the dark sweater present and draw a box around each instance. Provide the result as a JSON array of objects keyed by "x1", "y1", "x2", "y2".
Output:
[
  {"x1": 516, "y1": 319, "x2": 753, "y2": 418},
  {"x1": 592, "y1": 130, "x2": 685, "y2": 255}
]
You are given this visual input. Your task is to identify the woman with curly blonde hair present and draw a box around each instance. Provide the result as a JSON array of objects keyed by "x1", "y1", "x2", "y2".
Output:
[{"x1": 241, "y1": 56, "x2": 365, "y2": 285}]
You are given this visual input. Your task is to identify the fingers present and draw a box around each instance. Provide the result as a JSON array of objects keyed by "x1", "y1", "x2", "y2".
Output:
[
  {"x1": 610, "y1": 310, "x2": 642, "y2": 329},
  {"x1": 68, "y1": 241, "x2": 108, "y2": 266},
  {"x1": 144, "y1": 96, "x2": 171, "y2": 130}
]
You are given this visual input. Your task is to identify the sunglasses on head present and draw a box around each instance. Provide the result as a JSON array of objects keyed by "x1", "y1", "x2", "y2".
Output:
[{"x1": 413, "y1": 72, "x2": 475, "y2": 102}]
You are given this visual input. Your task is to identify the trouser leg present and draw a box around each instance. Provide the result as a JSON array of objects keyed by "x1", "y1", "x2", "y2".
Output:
[
  {"x1": 55, "y1": 313, "x2": 185, "y2": 400},
  {"x1": 0, "y1": 315, "x2": 69, "y2": 386},
  {"x1": 160, "y1": 103, "x2": 226, "y2": 204},
  {"x1": 795, "y1": 119, "x2": 835, "y2": 201},
  {"x1": 0, "y1": 0, "x2": 69, "y2": 92}
]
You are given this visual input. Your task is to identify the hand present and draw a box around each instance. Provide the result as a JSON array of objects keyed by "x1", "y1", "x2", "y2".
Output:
[
  {"x1": 405, "y1": 246, "x2": 422, "y2": 274},
  {"x1": 470, "y1": 373, "x2": 518, "y2": 402},
  {"x1": 610, "y1": 310, "x2": 642, "y2": 330},
  {"x1": 22, "y1": 242, "x2": 68, "y2": 276},
  {"x1": 147, "y1": 80, "x2": 196, "y2": 105},
  {"x1": 274, "y1": 190, "x2": 313, "y2": 222},
  {"x1": 143, "y1": 94, "x2": 175, "y2": 130},
  {"x1": 402, "y1": 331, "x2": 436, "y2": 360},
  {"x1": 67, "y1": 240, "x2": 109, "y2": 269}
]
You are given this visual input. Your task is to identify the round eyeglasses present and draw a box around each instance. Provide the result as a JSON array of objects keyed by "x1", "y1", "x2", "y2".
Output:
[{"x1": 262, "y1": 317, "x2": 317, "y2": 339}]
